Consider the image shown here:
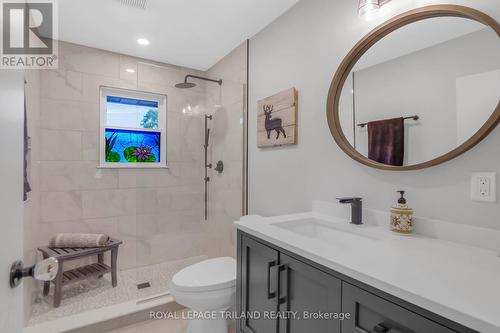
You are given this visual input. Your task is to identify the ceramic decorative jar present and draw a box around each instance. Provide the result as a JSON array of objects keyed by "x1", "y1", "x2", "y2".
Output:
[{"x1": 390, "y1": 191, "x2": 414, "y2": 234}]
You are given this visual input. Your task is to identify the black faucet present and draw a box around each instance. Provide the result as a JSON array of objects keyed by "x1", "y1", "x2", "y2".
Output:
[{"x1": 337, "y1": 198, "x2": 363, "y2": 225}]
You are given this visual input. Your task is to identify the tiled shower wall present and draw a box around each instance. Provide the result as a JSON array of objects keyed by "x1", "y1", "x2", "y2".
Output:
[{"x1": 23, "y1": 41, "x2": 245, "y2": 319}]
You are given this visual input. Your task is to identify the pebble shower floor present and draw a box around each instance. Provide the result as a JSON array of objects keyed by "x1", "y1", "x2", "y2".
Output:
[{"x1": 28, "y1": 256, "x2": 207, "y2": 326}]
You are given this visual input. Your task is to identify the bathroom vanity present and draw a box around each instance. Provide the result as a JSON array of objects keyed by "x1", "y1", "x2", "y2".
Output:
[
  {"x1": 235, "y1": 202, "x2": 500, "y2": 333},
  {"x1": 236, "y1": 5, "x2": 500, "y2": 333}
]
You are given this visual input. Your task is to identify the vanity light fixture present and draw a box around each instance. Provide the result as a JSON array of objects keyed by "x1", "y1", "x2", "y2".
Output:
[
  {"x1": 136, "y1": 38, "x2": 150, "y2": 46},
  {"x1": 358, "y1": 0, "x2": 379, "y2": 17},
  {"x1": 358, "y1": 0, "x2": 391, "y2": 18}
]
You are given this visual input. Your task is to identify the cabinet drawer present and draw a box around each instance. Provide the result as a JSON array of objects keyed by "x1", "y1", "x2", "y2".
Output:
[{"x1": 342, "y1": 283, "x2": 455, "y2": 333}]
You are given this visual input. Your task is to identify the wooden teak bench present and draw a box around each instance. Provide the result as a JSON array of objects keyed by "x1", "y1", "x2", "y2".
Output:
[{"x1": 38, "y1": 238, "x2": 122, "y2": 307}]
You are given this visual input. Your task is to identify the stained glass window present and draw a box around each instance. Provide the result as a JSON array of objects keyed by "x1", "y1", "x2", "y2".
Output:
[
  {"x1": 105, "y1": 129, "x2": 161, "y2": 163},
  {"x1": 100, "y1": 87, "x2": 167, "y2": 168}
]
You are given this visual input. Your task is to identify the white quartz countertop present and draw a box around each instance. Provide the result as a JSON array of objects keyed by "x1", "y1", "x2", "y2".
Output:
[{"x1": 235, "y1": 211, "x2": 500, "y2": 333}]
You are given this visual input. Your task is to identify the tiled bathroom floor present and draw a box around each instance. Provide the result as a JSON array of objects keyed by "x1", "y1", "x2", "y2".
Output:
[
  {"x1": 109, "y1": 317, "x2": 188, "y2": 333},
  {"x1": 108, "y1": 310, "x2": 236, "y2": 333},
  {"x1": 28, "y1": 256, "x2": 207, "y2": 327}
]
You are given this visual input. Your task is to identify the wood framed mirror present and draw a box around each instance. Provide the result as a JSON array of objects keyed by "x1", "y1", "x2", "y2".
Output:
[{"x1": 327, "y1": 5, "x2": 500, "y2": 171}]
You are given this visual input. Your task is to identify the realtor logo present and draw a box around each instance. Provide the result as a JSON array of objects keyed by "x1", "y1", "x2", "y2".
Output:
[{"x1": 1, "y1": 0, "x2": 58, "y2": 68}]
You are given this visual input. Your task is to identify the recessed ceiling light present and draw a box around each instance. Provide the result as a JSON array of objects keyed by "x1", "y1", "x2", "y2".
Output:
[
  {"x1": 125, "y1": 68, "x2": 136, "y2": 73},
  {"x1": 137, "y1": 38, "x2": 150, "y2": 46}
]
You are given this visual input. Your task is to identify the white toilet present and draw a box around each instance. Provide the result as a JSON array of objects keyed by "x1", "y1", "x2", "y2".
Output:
[{"x1": 170, "y1": 257, "x2": 236, "y2": 333}]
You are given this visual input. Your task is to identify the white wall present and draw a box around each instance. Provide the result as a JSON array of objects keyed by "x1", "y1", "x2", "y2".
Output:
[
  {"x1": 0, "y1": 70, "x2": 25, "y2": 333},
  {"x1": 248, "y1": 0, "x2": 500, "y2": 229},
  {"x1": 23, "y1": 70, "x2": 41, "y2": 326}
]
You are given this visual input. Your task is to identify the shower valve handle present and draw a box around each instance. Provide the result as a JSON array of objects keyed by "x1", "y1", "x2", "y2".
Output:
[{"x1": 10, "y1": 257, "x2": 59, "y2": 288}]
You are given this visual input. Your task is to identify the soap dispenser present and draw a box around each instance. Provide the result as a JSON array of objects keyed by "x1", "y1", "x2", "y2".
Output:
[{"x1": 390, "y1": 191, "x2": 414, "y2": 234}]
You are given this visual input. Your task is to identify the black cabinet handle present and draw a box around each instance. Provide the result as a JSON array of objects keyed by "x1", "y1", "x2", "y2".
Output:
[
  {"x1": 278, "y1": 264, "x2": 289, "y2": 305},
  {"x1": 267, "y1": 261, "x2": 277, "y2": 299},
  {"x1": 374, "y1": 324, "x2": 390, "y2": 333},
  {"x1": 277, "y1": 264, "x2": 290, "y2": 333}
]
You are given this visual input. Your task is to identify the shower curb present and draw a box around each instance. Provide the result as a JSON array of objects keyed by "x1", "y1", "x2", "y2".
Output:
[{"x1": 24, "y1": 294, "x2": 183, "y2": 333}]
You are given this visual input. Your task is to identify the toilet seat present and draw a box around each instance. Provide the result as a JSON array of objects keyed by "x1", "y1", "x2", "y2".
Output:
[{"x1": 171, "y1": 257, "x2": 236, "y2": 292}]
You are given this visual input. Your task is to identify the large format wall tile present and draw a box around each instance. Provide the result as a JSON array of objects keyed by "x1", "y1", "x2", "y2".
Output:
[
  {"x1": 40, "y1": 70, "x2": 83, "y2": 101},
  {"x1": 82, "y1": 189, "x2": 137, "y2": 219},
  {"x1": 79, "y1": 162, "x2": 119, "y2": 190},
  {"x1": 138, "y1": 62, "x2": 189, "y2": 89},
  {"x1": 41, "y1": 161, "x2": 118, "y2": 191},
  {"x1": 136, "y1": 189, "x2": 160, "y2": 215},
  {"x1": 40, "y1": 161, "x2": 81, "y2": 191},
  {"x1": 41, "y1": 191, "x2": 83, "y2": 222},
  {"x1": 81, "y1": 74, "x2": 137, "y2": 103},
  {"x1": 157, "y1": 186, "x2": 204, "y2": 212},
  {"x1": 82, "y1": 131, "x2": 99, "y2": 161},
  {"x1": 58, "y1": 42, "x2": 121, "y2": 78},
  {"x1": 119, "y1": 55, "x2": 139, "y2": 81},
  {"x1": 40, "y1": 99, "x2": 98, "y2": 131},
  {"x1": 118, "y1": 166, "x2": 182, "y2": 188},
  {"x1": 41, "y1": 130, "x2": 82, "y2": 161},
  {"x1": 207, "y1": 42, "x2": 247, "y2": 85},
  {"x1": 83, "y1": 217, "x2": 119, "y2": 236}
]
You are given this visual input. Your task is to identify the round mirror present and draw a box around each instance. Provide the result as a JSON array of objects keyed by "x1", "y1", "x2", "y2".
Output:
[{"x1": 327, "y1": 5, "x2": 500, "y2": 170}]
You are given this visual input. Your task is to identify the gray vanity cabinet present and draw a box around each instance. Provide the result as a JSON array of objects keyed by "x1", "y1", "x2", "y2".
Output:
[
  {"x1": 342, "y1": 283, "x2": 455, "y2": 333},
  {"x1": 238, "y1": 231, "x2": 477, "y2": 333},
  {"x1": 277, "y1": 254, "x2": 342, "y2": 333},
  {"x1": 239, "y1": 234, "x2": 342, "y2": 333},
  {"x1": 240, "y1": 235, "x2": 280, "y2": 333}
]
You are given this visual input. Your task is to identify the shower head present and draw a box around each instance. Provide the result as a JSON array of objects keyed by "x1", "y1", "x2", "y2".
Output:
[
  {"x1": 175, "y1": 74, "x2": 222, "y2": 89},
  {"x1": 175, "y1": 82, "x2": 197, "y2": 89}
]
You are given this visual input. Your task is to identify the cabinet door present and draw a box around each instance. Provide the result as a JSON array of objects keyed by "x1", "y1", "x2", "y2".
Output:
[
  {"x1": 278, "y1": 254, "x2": 342, "y2": 333},
  {"x1": 239, "y1": 235, "x2": 279, "y2": 333},
  {"x1": 342, "y1": 282, "x2": 456, "y2": 333}
]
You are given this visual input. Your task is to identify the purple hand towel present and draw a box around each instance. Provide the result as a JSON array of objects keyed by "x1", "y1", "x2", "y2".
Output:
[{"x1": 368, "y1": 117, "x2": 404, "y2": 166}]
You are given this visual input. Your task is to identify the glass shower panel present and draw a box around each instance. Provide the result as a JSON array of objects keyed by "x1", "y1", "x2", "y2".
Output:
[{"x1": 132, "y1": 56, "x2": 246, "y2": 303}]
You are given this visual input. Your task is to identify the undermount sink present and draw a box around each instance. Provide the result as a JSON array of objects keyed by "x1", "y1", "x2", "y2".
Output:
[{"x1": 274, "y1": 218, "x2": 379, "y2": 244}]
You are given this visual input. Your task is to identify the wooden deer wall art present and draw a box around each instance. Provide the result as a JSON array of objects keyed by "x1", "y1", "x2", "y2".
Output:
[{"x1": 257, "y1": 88, "x2": 298, "y2": 148}]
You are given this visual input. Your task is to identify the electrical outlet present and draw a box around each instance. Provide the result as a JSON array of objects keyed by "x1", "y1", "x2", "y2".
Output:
[{"x1": 471, "y1": 172, "x2": 497, "y2": 202}]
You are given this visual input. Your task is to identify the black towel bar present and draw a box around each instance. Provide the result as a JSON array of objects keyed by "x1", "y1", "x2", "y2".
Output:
[{"x1": 357, "y1": 115, "x2": 419, "y2": 128}]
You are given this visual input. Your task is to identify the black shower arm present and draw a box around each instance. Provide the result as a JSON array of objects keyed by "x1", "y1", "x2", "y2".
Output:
[{"x1": 184, "y1": 74, "x2": 222, "y2": 86}]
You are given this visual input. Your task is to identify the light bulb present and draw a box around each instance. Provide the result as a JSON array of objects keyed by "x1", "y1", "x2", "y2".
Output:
[{"x1": 358, "y1": 0, "x2": 380, "y2": 18}]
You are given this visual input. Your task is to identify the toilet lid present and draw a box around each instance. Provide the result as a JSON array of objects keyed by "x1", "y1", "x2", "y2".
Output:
[{"x1": 171, "y1": 257, "x2": 236, "y2": 292}]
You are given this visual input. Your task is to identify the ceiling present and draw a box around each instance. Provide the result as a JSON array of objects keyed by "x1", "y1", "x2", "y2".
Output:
[{"x1": 57, "y1": 0, "x2": 299, "y2": 70}]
